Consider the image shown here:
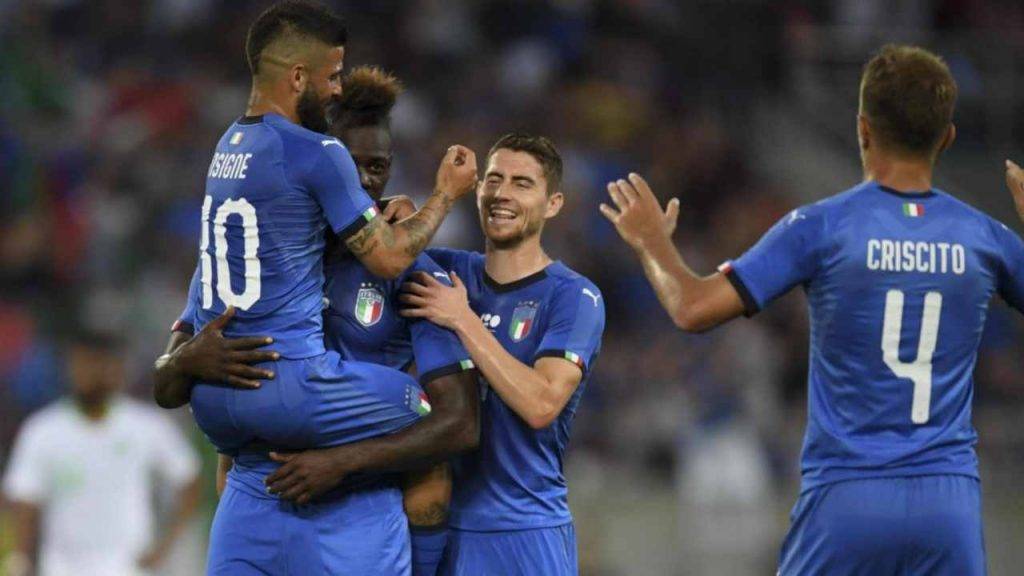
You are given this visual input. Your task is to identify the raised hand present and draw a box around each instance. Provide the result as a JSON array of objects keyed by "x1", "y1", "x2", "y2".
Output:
[
  {"x1": 1005, "y1": 160, "x2": 1024, "y2": 224},
  {"x1": 380, "y1": 195, "x2": 417, "y2": 222},
  {"x1": 435, "y1": 145, "x2": 478, "y2": 201},
  {"x1": 599, "y1": 173, "x2": 680, "y2": 251},
  {"x1": 175, "y1": 307, "x2": 279, "y2": 388}
]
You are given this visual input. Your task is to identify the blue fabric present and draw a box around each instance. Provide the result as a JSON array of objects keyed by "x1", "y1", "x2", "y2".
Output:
[
  {"x1": 190, "y1": 351, "x2": 423, "y2": 458},
  {"x1": 428, "y1": 248, "x2": 605, "y2": 532},
  {"x1": 725, "y1": 182, "x2": 1024, "y2": 491},
  {"x1": 185, "y1": 112, "x2": 375, "y2": 359},
  {"x1": 323, "y1": 251, "x2": 472, "y2": 383},
  {"x1": 207, "y1": 481, "x2": 411, "y2": 576},
  {"x1": 411, "y1": 526, "x2": 448, "y2": 576},
  {"x1": 779, "y1": 475, "x2": 985, "y2": 576},
  {"x1": 440, "y1": 523, "x2": 577, "y2": 576}
]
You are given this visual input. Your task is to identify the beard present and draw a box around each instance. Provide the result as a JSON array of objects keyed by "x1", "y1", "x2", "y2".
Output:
[
  {"x1": 297, "y1": 86, "x2": 332, "y2": 133},
  {"x1": 482, "y1": 210, "x2": 544, "y2": 250}
]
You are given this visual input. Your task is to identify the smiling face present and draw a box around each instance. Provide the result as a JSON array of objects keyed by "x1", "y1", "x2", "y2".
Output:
[
  {"x1": 296, "y1": 45, "x2": 345, "y2": 133},
  {"x1": 477, "y1": 149, "x2": 563, "y2": 248}
]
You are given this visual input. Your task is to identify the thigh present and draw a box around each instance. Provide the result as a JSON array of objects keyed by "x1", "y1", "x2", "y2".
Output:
[
  {"x1": 443, "y1": 525, "x2": 577, "y2": 576},
  {"x1": 207, "y1": 484, "x2": 287, "y2": 575},
  {"x1": 305, "y1": 355, "x2": 425, "y2": 447},
  {"x1": 906, "y1": 475, "x2": 986, "y2": 576},
  {"x1": 779, "y1": 479, "x2": 907, "y2": 576},
  {"x1": 294, "y1": 488, "x2": 411, "y2": 576}
]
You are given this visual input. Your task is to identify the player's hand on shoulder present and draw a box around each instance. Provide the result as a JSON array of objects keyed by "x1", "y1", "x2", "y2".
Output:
[
  {"x1": 1005, "y1": 159, "x2": 1024, "y2": 224},
  {"x1": 381, "y1": 195, "x2": 417, "y2": 222},
  {"x1": 265, "y1": 450, "x2": 347, "y2": 505},
  {"x1": 398, "y1": 270, "x2": 473, "y2": 330},
  {"x1": 600, "y1": 172, "x2": 680, "y2": 251},
  {"x1": 176, "y1": 307, "x2": 279, "y2": 389},
  {"x1": 435, "y1": 145, "x2": 478, "y2": 201}
]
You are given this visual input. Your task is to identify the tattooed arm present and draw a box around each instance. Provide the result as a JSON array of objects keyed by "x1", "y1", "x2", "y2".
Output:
[{"x1": 348, "y1": 146, "x2": 477, "y2": 278}]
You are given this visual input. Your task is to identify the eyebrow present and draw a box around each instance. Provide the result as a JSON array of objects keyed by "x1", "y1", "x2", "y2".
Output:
[{"x1": 485, "y1": 171, "x2": 535, "y2": 186}]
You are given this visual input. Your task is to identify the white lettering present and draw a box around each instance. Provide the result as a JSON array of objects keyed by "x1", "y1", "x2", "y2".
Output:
[
  {"x1": 867, "y1": 239, "x2": 880, "y2": 270},
  {"x1": 207, "y1": 153, "x2": 254, "y2": 180},
  {"x1": 865, "y1": 239, "x2": 966, "y2": 276}
]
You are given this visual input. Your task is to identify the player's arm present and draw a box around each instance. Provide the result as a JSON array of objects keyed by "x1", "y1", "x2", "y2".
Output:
[
  {"x1": 600, "y1": 173, "x2": 745, "y2": 332},
  {"x1": 153, "y1": 308, "x2": 279, "y2": 409},
  {"x1": 400, "y1": 272, "x2": 597, "y2": 430},
  {"x1": 342, "y1": 146, "x2": 478, "y2": 278},
  {"x1": 5, "y1": 501, "x2": 39, "y2": 576},
  {"x1": 216, "y1": 455, "x2": 233, "y2": 497},
  {"x1": 265, "y1": 369, "x2": 480, "y2": 504},
  {"x1": 1006, "y1": 160, "x2": 1024, "y2": 225}
]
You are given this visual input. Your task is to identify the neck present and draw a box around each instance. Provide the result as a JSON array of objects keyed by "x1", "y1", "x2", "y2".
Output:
[
  {"x1": 75, "y1": 397, "x2": 111, "y2": 422},
  {"x1": 246, "y1": 83, "x2": 298, "y2": 124},
  {"x1": 484, "y1": 235, "x2": 552, "y2": 284},
  {"x1": 863, "y1": 151, "x2": 934, "y2": 192}
]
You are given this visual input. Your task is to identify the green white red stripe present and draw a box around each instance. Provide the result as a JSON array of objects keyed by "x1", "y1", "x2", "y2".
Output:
[
  {"x1": 362, "y1": 206, "x2": 378, "y2": 221},
  {"x1": 564, "y1": 351, "x2": 584, "y2": 368},
  {"x1": 903, "y1": 203, "x2": 924, "y2": 217},
  {"x1": 414, "y1": 392, "x2": 431, "y2": 416},
  {"x1": 355, "y1": 294, "x2": 382, "y2": 325},
  {"x1": 459, "y1": 359, "x2": 475, "y2": 370},
  {"x1": 511, "y1": 317, "x2": 532, "y2": 340}
]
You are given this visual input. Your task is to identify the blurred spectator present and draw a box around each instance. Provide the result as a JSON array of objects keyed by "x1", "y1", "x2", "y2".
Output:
[{"x1": 2, "y1": 333, "x2": 200, "y2": 576}]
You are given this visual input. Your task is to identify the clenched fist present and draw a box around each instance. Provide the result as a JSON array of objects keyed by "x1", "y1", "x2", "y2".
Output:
[{"x1": 435, "y1": 145, "x2": 478, "y2": 202}]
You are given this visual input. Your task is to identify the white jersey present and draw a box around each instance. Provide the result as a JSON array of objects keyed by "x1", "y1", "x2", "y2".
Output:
[{"x1": 3, "y1": 397, "x2": 200, "y2": 576}]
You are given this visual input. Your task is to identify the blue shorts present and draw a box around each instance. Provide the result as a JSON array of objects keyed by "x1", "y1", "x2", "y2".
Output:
[
  {"x1": 207, "y1": 480, "x2": 411, "y2": 576},
  {"x1": 190, "y1": 350, "x2": 424, "y2": 454},
  {"x1": 440, "y1": 523, "x2": 577, "y2": 576},
  {"x1": 779, "y1": 475, "x2": 985, "y2": 576}
]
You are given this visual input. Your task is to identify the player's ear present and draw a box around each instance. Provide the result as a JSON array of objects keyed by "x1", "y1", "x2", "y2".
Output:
[
  {"x1": 290, "y1": 64, "x2": 307, "y2": 94},
  {"x1": 857, "y1": 114, "x2": 871, "y2": 151},
  {"x1": 938, "y1": 123, "x2": 956, "y2": 154},
  {"x1": 545, "y1": 191, "x2": 564, "y2": 219}
]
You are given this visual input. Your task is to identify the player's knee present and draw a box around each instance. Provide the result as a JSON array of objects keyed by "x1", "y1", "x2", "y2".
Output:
[{"x1": 403, "y1": 466, "x2": 452, "y2": 527}]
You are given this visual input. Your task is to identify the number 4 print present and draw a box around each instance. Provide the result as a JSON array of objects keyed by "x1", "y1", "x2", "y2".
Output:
[{"x1": 881, "y1": 290, "x2": 942, "y2": 425}]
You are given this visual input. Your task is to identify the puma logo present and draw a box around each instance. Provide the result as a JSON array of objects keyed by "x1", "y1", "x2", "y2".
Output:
[{"x1": 582, "y1": 288, "x2": 601, "y2": 306}]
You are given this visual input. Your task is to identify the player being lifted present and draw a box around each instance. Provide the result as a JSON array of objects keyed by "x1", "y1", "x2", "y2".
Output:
[
  {"x1": 602, "y1": 45, "x2": 1024, "y2": 576},
  {"x1": 153, "y1": 2, "x2": 476, "y2": 574},
  {"x1": 156, "y1": 66, "x2": 479, "y2": 575},
  {"x1": 264, "y1": 133, "x2": 606, "y2": 575}
]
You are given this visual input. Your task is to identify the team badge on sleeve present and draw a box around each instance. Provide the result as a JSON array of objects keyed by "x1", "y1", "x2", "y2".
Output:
[
  {"x1": 354, "y1": 284, "x2": 384, "y2": 327},
  {"x1": 509, "y1": 302, "x2": 538, "y2": 342}
]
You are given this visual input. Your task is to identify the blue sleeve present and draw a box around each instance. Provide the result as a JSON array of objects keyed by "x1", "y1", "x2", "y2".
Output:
[
  {"x1": 991, "y1": 219, "x2": 1024, "y2": 313},
  {"x1": 171, "y1": 267, "x2": 200, "y2": 335},
  {"x1": 404, "y1": 254, "x2": 475, "y2": 384},
  {"x1": 424, "y1": 248, "x2": 464, "y2": 273},
  {"x1": 723, "y1": 205, "x2": 828, "y2": 315},
  {"x1": 304, "y1": 139, "x2": 378, "y2": 239},
  {"x1": 534, "y1": 278, "x2": 606, "y2": 375}
]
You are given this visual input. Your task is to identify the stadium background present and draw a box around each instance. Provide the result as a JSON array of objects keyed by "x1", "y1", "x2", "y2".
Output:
[{"x1": 2, "y1": 1, "x2": 1023, "y2": 574}]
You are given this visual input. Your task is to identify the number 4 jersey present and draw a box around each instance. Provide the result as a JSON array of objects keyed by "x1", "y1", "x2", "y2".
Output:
[
  {"x1": 183, "y1": 113, "x2": 377, "y2": 358},
  {"x1": 720, "y1": 181, "x2": 1024, "y2": 492}
]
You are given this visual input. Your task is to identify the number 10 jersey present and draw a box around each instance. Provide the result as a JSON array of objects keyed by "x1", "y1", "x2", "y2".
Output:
[
  {"x1": 721, "y1": 181, "x2": 1024, "y2": 492},
  {"x1": 183, "y1": 113, "x2": 377, "y2": 359}
]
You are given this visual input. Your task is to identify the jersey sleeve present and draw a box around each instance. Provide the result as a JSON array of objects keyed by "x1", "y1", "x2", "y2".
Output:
[
  {"x1": 722, "y1": 205, "x2": 828, "y2": 315},
  {"x1": 404, "y1": 254, "x2": 475, "y2": 384},
  {"x1": 991, "y1": 219, "x2": 1024, "y2": 312},
  {"x1": 534, "y1": 278, "x2": 606, "y2": 375},
  {"x1": 2, "y1": 418, "x2": 48, "y2": 504},
  {"x1": 147, "y1": 412, "x2": 200, "y2": 489},
  {"x1": 305, "y1": 139, "x2": 378, "y2": 240},
  {"x1": 171, "y1": 267, "x2": 201, "y2": 335}
]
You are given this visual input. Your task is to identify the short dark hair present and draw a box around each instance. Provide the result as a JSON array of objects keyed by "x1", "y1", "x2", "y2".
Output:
[
  {"x1": 487, "y1": 132, "x2": 563, "y2": 194},
  {"x1": 245, "y1": 1, "x2": 348, "y2": 75},
  {"x1": 860, "y1": 44, "x2": 957, "y2": 156},
  {"x1": 331, "y1": 66, "x2": 403, "y2": 132}
]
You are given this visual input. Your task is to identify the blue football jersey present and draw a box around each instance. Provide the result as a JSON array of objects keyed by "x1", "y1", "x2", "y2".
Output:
[
  {"x1": 323, "y1": 251, "x2": 473, "y2": 383},
  {"x1": 722, "y1": 181, "x2": 1024, "y2": 491},
  {"x1": 427, "y1": 248, "x2": 606, "y2": 531},
  {"x1": 183, "y1": 113, "x2": 378, "y2": 358}
]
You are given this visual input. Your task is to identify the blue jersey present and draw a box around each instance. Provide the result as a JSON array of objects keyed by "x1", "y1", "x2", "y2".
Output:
[
  {"x1": 428, "y1": 248, "x2": 606, "y2": 531},
  {"x1": 722, "y1": 181, "x2": 1024, "y2": 491},
  {"x1": 183, "y1": 113, "x2": 378, "y2": 358},
  {"x1": 323, "y1": 251, "x2": 473, "y2": 383}
]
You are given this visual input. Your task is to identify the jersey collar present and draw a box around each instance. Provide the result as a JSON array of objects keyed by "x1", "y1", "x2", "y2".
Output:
[
  {"x1": 483, "y1": 267, "x2": 549, "y2": 293},
  {"x1": 875, "y1": 183, "x2": 936, "y2": 199}
]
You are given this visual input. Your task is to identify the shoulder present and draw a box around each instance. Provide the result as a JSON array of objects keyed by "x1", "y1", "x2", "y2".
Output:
[
  {"x1": 934, "y1": 188, "x2": 1013, "y2": 234},
  {"x1": 119, "y1": 398, "x2": 180, "y2": 434},
  {"x1": 14, "y1": 401, "x2": 72, "y2": 447},
  {"x1": 264, "y1": 114, "x2": 333, "y2": 146},
  {"x1": 425, "y1": 248, "x2": 481, "y2": 274},
  {"x1": 547, "y1": 263, "x2": 603, "y2": 309}
]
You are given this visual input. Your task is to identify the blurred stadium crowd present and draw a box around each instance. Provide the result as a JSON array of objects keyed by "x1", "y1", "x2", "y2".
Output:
[{"x1": 2, "y1": 1, "x2": 1024, "y2": 574}]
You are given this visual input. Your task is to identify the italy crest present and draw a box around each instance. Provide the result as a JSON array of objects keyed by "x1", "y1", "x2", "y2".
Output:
[
  {"x1": 354, "y1": 284, "x2": 384, "y2": 327},
  {"x1": 508, "y1": 302, "x2": 538, "y2": 342}
]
